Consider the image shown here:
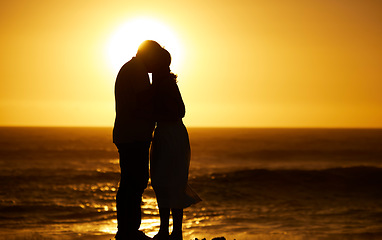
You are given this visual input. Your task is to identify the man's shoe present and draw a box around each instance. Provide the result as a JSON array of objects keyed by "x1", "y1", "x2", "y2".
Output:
[
  {"x1": 115, "y1": 231, "x2": 150, "y2": 240},
  {"x1": 137, "y1": 231, "x2": 152, "y2": 240}
]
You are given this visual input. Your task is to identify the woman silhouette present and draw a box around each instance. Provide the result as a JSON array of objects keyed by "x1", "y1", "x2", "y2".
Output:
[{"x1": 150, "y1": 48, "x2": 201, "y2": 240}]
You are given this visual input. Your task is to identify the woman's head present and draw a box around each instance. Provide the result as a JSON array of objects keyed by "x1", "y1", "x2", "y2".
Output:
[
  {"x1": 156, "y1": 48, "x2": 171, "y2": 72},
  {"x1": 153, "y1": 48, "x2": 178, "y2": 83}
]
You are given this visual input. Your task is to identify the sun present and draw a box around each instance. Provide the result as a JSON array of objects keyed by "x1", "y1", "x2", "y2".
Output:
[{"x1": 106, "y1": 17, "x2": 183, "y2": 74}]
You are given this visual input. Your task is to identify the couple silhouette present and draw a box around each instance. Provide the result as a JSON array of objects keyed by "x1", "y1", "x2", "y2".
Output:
[{"x1": 112, "y1": 40, "x2": 201, "y2": 240}]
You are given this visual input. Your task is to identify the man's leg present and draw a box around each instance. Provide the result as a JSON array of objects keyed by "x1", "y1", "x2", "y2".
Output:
[{"x1": 115, "y1": 141, "x2": 150, "y2": 239}]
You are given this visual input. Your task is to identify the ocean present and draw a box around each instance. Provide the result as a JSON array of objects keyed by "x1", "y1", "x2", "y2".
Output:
[{"x1": 0, "y1": 127, "x2": 381, "y2": 240}]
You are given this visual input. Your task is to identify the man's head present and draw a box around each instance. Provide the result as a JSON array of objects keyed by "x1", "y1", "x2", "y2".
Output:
[{"x1": 136, "y1": 40, "x2": 163, "y2": 73}]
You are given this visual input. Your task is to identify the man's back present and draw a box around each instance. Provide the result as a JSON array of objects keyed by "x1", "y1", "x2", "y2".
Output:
[{"x1": 113, "y1": 57, "x2": 155, "y2": 144}]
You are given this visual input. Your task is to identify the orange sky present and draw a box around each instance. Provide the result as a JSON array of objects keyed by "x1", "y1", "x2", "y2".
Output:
[{"x1": 1, "y1": 0, "x2": 382, "y2": 128}]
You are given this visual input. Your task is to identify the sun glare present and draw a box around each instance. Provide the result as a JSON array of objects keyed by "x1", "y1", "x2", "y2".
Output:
[{"x1": 106, "y1": 17, "x2": 183, "y2": 74}]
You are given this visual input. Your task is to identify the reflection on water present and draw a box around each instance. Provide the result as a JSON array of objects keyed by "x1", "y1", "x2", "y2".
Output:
[
  {"x1": 141, "y1": 196, "x2": 161, "y2": 237},
  {"x1": 99, "y1": 219, "x2": 117, "y2": 234},
  {"x1": 140, "y1": 218, "x2": 161, "y2": 237},
  {"x1": 92, "y1": 193, "x2": 211, "y2": 238}
]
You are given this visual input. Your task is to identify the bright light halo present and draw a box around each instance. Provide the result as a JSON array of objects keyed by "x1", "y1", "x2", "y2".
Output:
[{"x1": 106, "y1": 17, "x2": 182, "y2": 74}]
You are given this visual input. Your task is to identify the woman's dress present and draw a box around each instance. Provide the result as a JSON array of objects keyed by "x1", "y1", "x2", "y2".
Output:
[{"x1": 150, "y1": 77, "x2": 201, "y2": 209}]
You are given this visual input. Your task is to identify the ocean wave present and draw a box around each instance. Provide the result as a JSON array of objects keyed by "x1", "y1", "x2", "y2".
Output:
[
  {"x1": 1, "y1": 166, "x2": 381, "y2": 237},
  {"x1": 0, "y1": 203, "x2": 115, "y2": 227},
  {"x1": 190, "y1": 166, "x2": 382, "y2": 204},
  {"x1": 186, "y1": 166, "x2": 382, "y2": 237}
]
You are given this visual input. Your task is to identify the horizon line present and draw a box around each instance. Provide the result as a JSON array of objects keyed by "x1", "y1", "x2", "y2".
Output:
[{"x1": 1, "y1": 125, "x2": 382, "y2": 130}]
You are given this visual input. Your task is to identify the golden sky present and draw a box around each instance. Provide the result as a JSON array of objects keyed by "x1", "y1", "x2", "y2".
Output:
[{"x1": 1, "y1": 0, "x2": 382, "y2": 128}]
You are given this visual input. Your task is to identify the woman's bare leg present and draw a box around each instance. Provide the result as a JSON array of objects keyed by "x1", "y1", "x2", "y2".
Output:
[
  {"x1": 156, "y1": 207, "x2": 170, "y2": 239},
  {"x1": 171, "y1": 208, "x2": 183, "y2": 239}
]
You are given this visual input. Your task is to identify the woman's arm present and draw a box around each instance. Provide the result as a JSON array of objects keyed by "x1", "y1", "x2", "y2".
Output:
[{"x1": 154, "y1": 82, "x2": 185, "y2": 121}]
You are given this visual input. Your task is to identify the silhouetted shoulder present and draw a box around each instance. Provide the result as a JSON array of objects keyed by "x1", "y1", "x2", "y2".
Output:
[
  {"x1": 117, "y1": 57, "x2": 144, "y2": 79},
  {"x1": 115, "y1": 57, "x2": 150, "y2": 94}
]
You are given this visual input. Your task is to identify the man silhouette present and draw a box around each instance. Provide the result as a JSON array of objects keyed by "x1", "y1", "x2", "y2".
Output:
[{"x1": 113, "y1": 40, "x2": 162, "y2": 240}]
